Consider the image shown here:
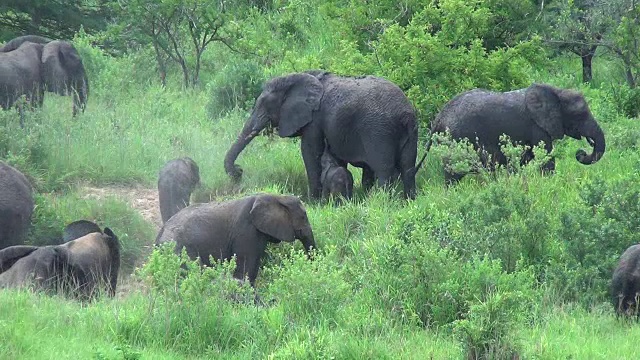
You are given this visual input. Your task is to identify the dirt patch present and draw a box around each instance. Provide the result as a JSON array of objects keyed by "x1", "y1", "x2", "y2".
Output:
[{"x1": 80, "y1": 184, "x2": 162, "y2": 230}]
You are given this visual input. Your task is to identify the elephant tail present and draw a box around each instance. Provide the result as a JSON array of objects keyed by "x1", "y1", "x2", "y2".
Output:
[
  {"x1": 103, "y1": 227, "x2": 121, "y2": 297},
  {"x1": 408, "y1": 132, "x2": 433, "y2": 178}
]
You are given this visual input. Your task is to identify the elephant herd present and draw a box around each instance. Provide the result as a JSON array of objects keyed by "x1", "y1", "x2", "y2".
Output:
[
  {"x1": 0, "y1": 35, "x2": 89, "y2": 125},
  {"x1": 0, "y1": 35, "x2": 636, "y2": 315}
]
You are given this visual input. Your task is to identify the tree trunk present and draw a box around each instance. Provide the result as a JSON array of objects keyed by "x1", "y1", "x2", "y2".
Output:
[{"x1": 581, "y1": 53, "x2": 594, "y2": 83}]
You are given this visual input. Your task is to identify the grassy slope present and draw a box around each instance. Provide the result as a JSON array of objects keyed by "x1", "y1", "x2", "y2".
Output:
[{"x1": 0, "y1": 52, "x2": 639, "y2": 359}]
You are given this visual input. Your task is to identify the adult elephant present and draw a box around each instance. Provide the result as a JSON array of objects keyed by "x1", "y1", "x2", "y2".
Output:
[
  {"x1": 0, "y1": 162, "x2": 34, "y2": 250},
  {"x1": 0, "y1": 227, "x2": 121, "y2": 299},
  {"x1": 0, "y1": 35, "x2": 89, "y2": 117},
  {"x1": 0, "y1": 41, "x2": 45, "y2": 123},
  {"x1": 429, "y1": 83, "x2": 606, "y2": 184},
  {"x1": 155, "y1": 194, "x2": 316, "y2": 286},
  {"x1": 224, "y1": 71, "x2": 419, "y2": 199}
]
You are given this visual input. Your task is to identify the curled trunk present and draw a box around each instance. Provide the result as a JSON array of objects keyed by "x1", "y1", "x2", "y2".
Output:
[
  {"x1": 575, "y1": 119, "x2": 605, "y2": 164},
  {"x1": 224, "y1": 112, "x2": 266, "y2": 181}
]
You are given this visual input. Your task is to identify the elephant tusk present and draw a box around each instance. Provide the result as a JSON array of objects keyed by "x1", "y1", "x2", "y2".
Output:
[{"x1": 586, "y1": 136, "x2": 595, "y2": 147}]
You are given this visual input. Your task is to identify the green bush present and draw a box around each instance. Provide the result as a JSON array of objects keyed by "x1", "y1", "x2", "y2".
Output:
[
  {"x1": 206, "y1": 60, "x2": 265, "y2": 119},
  {"x1": 548, "y1": 173, "x2": 640, "y2": 305},
  {"x1": 611, "y1": 84, "x2": 640, "y2": 118}
]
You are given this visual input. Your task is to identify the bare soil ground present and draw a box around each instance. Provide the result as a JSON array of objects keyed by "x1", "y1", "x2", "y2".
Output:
[{"x1": 80, "y1": 184, "x2": 163, "y2": 230}]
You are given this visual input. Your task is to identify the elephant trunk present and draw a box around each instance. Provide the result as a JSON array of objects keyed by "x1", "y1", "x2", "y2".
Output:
[
  {"x1": 575, "y1": 119, "x2": 605, "y2": 165},
  {"x1": 224, "y1": 111, "x2": 269, "y2": 181},
  {"x1": 72, "y1": 74, "x2": 89, "y2": 117},
  {"x1": 297, "y1": 226, "x2": 316, "y2": 259}
]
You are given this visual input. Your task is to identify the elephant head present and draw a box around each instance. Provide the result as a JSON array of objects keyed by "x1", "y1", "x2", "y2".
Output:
[
  {"x1": 41, "y1": 40, "x2": 89, "y2": 116},
  {"x1": 62, "y1": 220, "x2": 102, "y2": 242},
  {"x1": 224, "y1": 72, "x2": 324, "y2": 181},
  {"x1": 525, "y1": 84, "x2": 605, "y2": 165},
  {"x1": 250, "y1": 195, "x2": 316, "y2": 255}
]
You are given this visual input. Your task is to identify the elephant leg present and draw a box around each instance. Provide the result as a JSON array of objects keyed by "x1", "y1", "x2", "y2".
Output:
[
  {"x1": 540, "y1": 157, "x2": 556, "y2": 174},
  {"x1": 399, "y1": 149, "x2": 418, "y2": 200},
  {"x1": 444, "y1": 170, "x2": 464, "y2": 186},
  {"x1": 361, "y1": 165, "x2": 375, "y2": 192},
  {"x1": 301, "y1": 136, "x2": 324, "y2": 199}
]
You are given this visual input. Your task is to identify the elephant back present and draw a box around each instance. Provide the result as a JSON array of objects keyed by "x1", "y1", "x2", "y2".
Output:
[{"x1": 0, "y1": 162, "x2": 34, "y2": 249}]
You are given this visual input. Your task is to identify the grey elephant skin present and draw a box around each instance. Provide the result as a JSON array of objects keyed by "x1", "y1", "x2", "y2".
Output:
[
  {"x1": 158, "y1": 157, "x2": 201, "y2": 223},
  {"x1": 0, "y1": 35, "x2": 89, "y2": 117},
  {"x1": 0, "y1": 227, "x2": 121, "y2": 299},
  {"x1": 225, "y1": 70, "x2": 419, "y2": 199},
  {"x1": 62, "y1": 220, "x2": 103, "y2": 243},
  {"x1": 155, "y1": 194, "x2": 316, "y2": 285},
  {"x1": 321, "y1": 146, "x2": 353, "y2": 203},
  {"x1": 612, "y1": 244, "x2": 640, "y2": 316},
  {"x1": 430, "y1": 83, "x2": 606, "y2": 183},
  {"x1": 0, "y1": 162, "x2": 34, "y2": 250}
]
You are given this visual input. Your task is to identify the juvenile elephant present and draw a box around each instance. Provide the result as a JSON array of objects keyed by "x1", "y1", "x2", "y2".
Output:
[
  {"x1": 0, "y1": 35, "x2": 89, "y2": 118},
  {"x1": 158, "y1": 157, "x2": 201, "y2": 223},
  {"x1": 0, "y1": 227, "x2": 121, "y2": 298},
  {"x1": 430, "y1": 83, "x2": 606, "y2": 184},
  {"x1": 155, "y1": 194, "x2": 316, "y2": 286},
  {"x1": 0, "y1": 162, "x2": 34, "y2": 250},
  {"x1": 62, "y1": 220, "x2": 103, "y2": 242},
  {"x1": 612, "y1": 244, "x2": 640, "y2": 316},
  {"x1": 321, "y1": 146, "x2": 353, "y2": 203},
  {"x1": 224, "y1": 70, "x2": 419, "y2": 199}
]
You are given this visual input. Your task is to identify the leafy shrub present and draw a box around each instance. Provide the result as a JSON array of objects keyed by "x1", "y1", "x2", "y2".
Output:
[
  {"x1": 125, "y1": 245, "x2": 258, "y2": 354},
  {"x1": 263, "y1": 247, "x2": 351, "y2": 325},
  {"x1": 331, "y1": 0, "x2": 545, "y2": 124},
  {"x1": 206, "y1": 60, "x2": 264, "y2": 119},
  {"x1": 611, "y1": 84, "x2": 640, "y2": 118},
  {"x1": 369, "y1": 206, "x2": 541, "y2": 330},
  {"x1": 548, "y1": 173, "x2": 640, "y2": 305}
]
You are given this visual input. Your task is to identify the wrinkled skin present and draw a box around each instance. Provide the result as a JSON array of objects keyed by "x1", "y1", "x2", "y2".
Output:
[
  {"x1": 612, "y1": 244, "x2": 640, "y2": 317},
  {"x1": 431, "y1": 83, "x2": 606, "y2": 184},
  {"x1": 224, "y1": 71, "x2": 419, "y2": 199},
  {"x1": 62, "y1": 220, "x2": 102, "y2": 242},
  {"x1": 0, "y1": 162, "x2": 34, "y2": 250},
  {"x1": 0, "y1": 228, "x2": 121, "y2": 299},
  {"x1": 156, "y1": 194, "x2": 316, "y2": 286},
  {"x1": 0, "y1": 42, "x2": 45, "y2": 120},
  {"x1": 0, "y1": 35, "x2": 89, "y2": 117},
  {"x1": 158, "y1": 157, "x2": 201, "y2": 223},
  {"x1": 321, "y1": 146, "x2": 353, "y2": 203}
]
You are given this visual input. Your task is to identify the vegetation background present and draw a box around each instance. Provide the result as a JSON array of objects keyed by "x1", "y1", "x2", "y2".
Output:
[{"x1": 1, "y1": 0, "x2": 640, "y2": 358}]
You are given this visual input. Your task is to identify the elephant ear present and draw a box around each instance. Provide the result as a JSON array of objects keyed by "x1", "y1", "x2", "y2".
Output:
[
  {"x1": 0, "y1": 245, "x2": 39, "y2": 273},
  {"x1": 250, "y1": 195, "x2": 296, "y2": 243},
  {"x1": 278, "y1": 73, "x2": 324, "y2": 138},
  {"x1": 525, "y1": 84, "x2": 564, "y2": 140}
]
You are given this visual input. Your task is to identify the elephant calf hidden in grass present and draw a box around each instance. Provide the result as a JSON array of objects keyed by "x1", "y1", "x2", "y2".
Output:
[
  {"x1": 0, "y1": 162, "x2": 34, "y2": 250},
  {"x1": 612, "y1": 244, "x2": 640, "y2": 317},
  {"x1": 0, "y1": 222, "x2": 120, "y2": 299},
  {"x1": 429, "y1": 83, "x2": 606, "y2": 184},
  {"x1": 158, "y1": 157, "x2": 200, "y2": 223},
  {"x1": 155, "y1": 194, "x2": 316, "y2": 286},
  {"x1": 321, "y1": 146, "x2": 353, "y2": 203}
]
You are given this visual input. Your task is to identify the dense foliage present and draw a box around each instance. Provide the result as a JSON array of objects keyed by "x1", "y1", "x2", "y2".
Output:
[{"x1": 1, "y1": 0, "x2": 640, "y2": 359}]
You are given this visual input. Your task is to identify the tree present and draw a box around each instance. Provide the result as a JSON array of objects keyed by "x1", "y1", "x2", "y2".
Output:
[
  {"x1": 544, "y1": 0, "x2": 610, "y2": 83},
  {"x1": 0, "y1": 0, "x2": 111, "y2": 41},
  {"x1": 111, "y1": 0, "x2": 249, "y2": 88}
]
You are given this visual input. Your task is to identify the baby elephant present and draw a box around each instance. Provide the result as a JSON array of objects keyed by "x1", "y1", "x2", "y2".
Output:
[
  {"x1": 0, "y1": 223, "x2": 120, "y2": 299},
  {"x1": 155, "y1": 194, "x2": 316, "y2": 286},
  {"x1": 158, "y1": 157, "x2": 200, "y2": 223},
  {"x1": 321, "y1": 148, "x2": 353, "y2": 203},
  {"x1": 612, "y1": 244, "x2": 640, "y2": 316}
]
